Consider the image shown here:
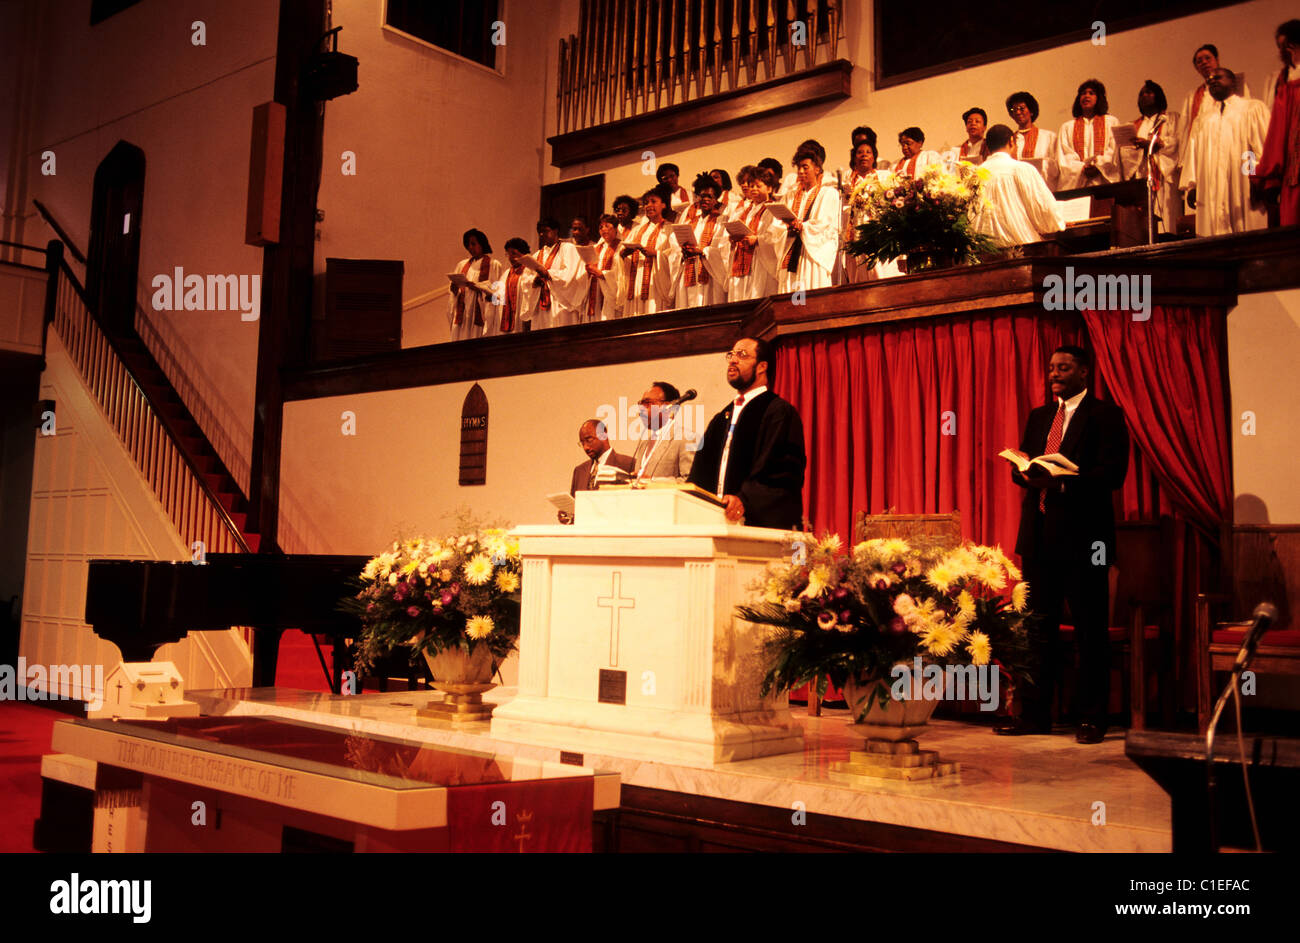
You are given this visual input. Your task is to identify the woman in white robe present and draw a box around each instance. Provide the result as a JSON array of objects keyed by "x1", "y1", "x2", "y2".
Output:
[
  {"x1": 774, "y1": 144, "x2": 842, "y2": 293},
  {"x1": 727, "y1": 166, "x2": 782, "y2": 300},
  {"x1": 841, "y1": 143, "x2": 901, "y2": 283},
  {"x1": 670, "y1": 173, "x2": 731, "y2": 309},
  {"x1": 1056, "y1": 79, "x2": 1121, "y2": 189},
  {"x1": 1119, "y1": 81, "x2": 1183, "y2": 234},
  {"x1": 582, "y1": 214, "x2": 624, "y2": 321},
  {"x1": 618, "y1": 190, "x2": 677, "y2": 316},
  {"x1": 1005, "y1": 91, "x2": 1059, "y2": 190},
  {"x1": 532, "y1": 217, "x2": 586, "y2": 329},
  {"x1": 446, "y1": 228, "x2": 502, "y2": 342},
  {"x1": 487, "y1": 237, "x2": 541, "y2": 335}
]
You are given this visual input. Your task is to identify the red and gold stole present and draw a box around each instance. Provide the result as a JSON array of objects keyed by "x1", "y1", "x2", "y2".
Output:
[
  {"x1": 452, "y1": 257, "x2": 473, "y2": 325},
  {"x1": 1189, "y1": 84, "x2": 1208, "y2": 125},
  {"x1": 729, "y1": 201, "x2": 765, "y2": 278},
  {"x1": 1072, "y1": 115, "x2": 1108, "y2": 161},
  {"x1": 683, "y1": 202, "x2": 703, "y2": 225},
  {"x1": 899, "y1": 154, "x2": 919, "y2": 176},
  {"x1": 683, "y1": 212, "x2": 721, "y2": 287},
  {"x1": 455, "y1": 255, "x2": 492, "y2": 326},
  {"x1": 625, "y1": 221, "x2": 666, "y2": 302},
  {"x1": 501, "y1": 265, "x2": 523, "y2": 333},
  {"x1": 586, "y1": 241, "x2": 618, "y2": 319},
  {"x1": 535, "y1": 243, "x2": 563, "y2": 311},
  {"x1": 959, "y1": 140, "x2": 986, "y2": 161},
  {"x1": 1017, "y1": 126, "x2": 1039, "y2": 159},
  {"x1": 781, "y1": 184, "x2": 822, "y2": 272}
]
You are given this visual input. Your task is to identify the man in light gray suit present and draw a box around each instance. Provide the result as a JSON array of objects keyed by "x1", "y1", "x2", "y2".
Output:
[{"x1": 631, "y1": 381, "x2": 695, "y2": 481}]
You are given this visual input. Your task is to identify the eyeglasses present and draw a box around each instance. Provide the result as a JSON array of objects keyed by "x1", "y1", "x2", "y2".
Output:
[
  {"x1": 724, "y1": 350, "x2": 755, "y2": 362},
  {"x1": 638, "y1": 398, "x2": 661, "y2": 407}
]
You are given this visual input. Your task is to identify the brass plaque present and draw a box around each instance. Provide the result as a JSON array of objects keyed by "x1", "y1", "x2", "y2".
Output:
[
  {"x1": 559, "y1": 751, "x2": 584, "y2": 766},
  {"x1": 597, "y1": 668, "x2": 627, "y2": 705}
]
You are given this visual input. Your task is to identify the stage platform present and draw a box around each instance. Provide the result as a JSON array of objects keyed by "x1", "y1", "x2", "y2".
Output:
[{"x1": 186, "y1": 687, "x2": 1171, "y2": 852}]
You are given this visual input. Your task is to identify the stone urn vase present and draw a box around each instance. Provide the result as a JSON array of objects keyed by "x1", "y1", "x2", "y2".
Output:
[
  {"x1": 417, "y1": 643, "x2": 499, "y2": 726},
  {"x1": 843, "y1": 672, "x2": 941, "y2": 742}
]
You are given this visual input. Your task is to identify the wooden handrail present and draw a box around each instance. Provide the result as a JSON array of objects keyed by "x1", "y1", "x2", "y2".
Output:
[{"x1": 49, "y1": 259, "x2": 250, "y2": 554}]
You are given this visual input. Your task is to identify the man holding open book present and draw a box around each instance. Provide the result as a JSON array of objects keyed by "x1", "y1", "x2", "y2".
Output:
[{"x1": 998, "y1": 345, "x2": 1130, "y2": 744}]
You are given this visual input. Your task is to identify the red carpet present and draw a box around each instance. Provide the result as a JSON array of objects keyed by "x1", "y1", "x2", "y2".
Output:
[
  {"x1": 0, "y1": 701, "x2": 63, "y2": 853},
  {"x1": 274, "y1": 631, "x2": 336, "y2": 692}
]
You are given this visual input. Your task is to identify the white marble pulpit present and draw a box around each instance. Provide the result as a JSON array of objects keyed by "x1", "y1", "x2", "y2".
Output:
[{"x1": 490, "y1": 487, "x2": 805, "y2": 765}]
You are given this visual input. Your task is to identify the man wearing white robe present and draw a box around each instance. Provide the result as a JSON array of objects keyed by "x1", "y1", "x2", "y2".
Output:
[
  {"x1": 532, "y1": 219, "x2": 586, "y2": 329},
  {"x1": 774, "y1": 147, "x2": 842, "y2": 293},
  {"x1": 1005, "y1": 91, "x2": 1059, "y2": 190},
  {"x1": 1180, "y1": 68, "x2": 1271, "y2": 237},
  {"x1": 1056, "y1": 80, "x2": 1120, "y2": 189},
  {"x1": 971, "y1": 124, "x2": 1065, "y2": 247},
  {"x1": 671, "y1": 175, "x2": 731, "y2": 308}
]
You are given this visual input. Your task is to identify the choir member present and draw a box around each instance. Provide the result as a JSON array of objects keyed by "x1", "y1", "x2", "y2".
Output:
[
  {"x1": 971, "y1": 124, "x2": 1065, "y2": 247},
  {"x1": 1181, "y1": 68, "x2": 1271, "y2": 236},
  {"x1": 1056, "y1": 79, "x2": 1120, "y2": 188},
  {"x1": 728, "y1": 165, "x2": 782, "y2": 300},
  {"x1": 619, "y1": 189, "x2": 676, "y2": 316},
  {"x1": 446, "y1": 228, "x2": 500, "y2": 342},
  {"x1": 851, "y1": 125, "x2": 878, "y2": 150},
  {"x1": 533, "y1": 217, "x2": 587, "y2": 329},
  {"x1": 612, "y1": 194, "x2": 641, "y2": 240},
  {"x1": 1119, "y1": 81, "x2": 1182, "y2": 234},
  {"x1": 570, "y1": 215, "x2": 594, "y2": 246},
  {"x1": 842, "y1": 141, "x2": 899, "y2": 283},
  {"x1": 584, "y1": 214, "x2": 623, "y2": 321},
  {"x1": 1255, "y1": 20, "x2": 1300, "y2": 227},
  {"x1": 672, "y1": 173, "x2": 731, "y2": 308},
  {"x1": 1005, "y1": 91, "x2": 1058, "y2": 189},
  {"x1": 758, "y1": 157, "x2": 784, "y2": 195},
  {"x1": 653, "y1": 181, "x2": 680, "y2": 222},
  {"x1": 781, "y1": 140, "x2": 837, "y2": 193},
  {"x1": 1178, "y1": 44, "x2": 1253, "y2": 159},
  {"x1": 894, "y1": 127, "x2": 941, "y2": 177},
  {"x1": 959, "y1": 107, "x2": 990, "y2": 163},
  {"x1": 657, "y1": 163, "x2": 691, "y2": 215},
  {"x1": 491, "y1": 238, "x2": 541, "y2": 335},
  {"x1": 774, "y1": 143, "x2": 841, "y2": 293},
  {"x1": 709, "y1": 168, "x2": 737, "y2": 219}
]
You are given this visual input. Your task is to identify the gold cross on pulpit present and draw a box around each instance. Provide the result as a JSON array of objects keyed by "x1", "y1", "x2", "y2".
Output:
[
  {"x1": 513, "y1": 809, "x2": 534, "y2": 852},
  {"x1": 597, "y1": 571, "x2": 636, "y2": 667}
]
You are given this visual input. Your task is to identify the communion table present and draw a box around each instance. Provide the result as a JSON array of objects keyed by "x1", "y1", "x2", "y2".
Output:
[
  {"x1": 490, "y1": 486, "x2": 804, "y2": 764},
  {"x1": 50, "y1": 715, "x2": 618, "y2": 852}
]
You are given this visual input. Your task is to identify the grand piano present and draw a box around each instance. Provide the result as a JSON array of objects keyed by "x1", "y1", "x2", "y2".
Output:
[{"x1": 84, "y1": 554, "x2": 370, "y2": 693}]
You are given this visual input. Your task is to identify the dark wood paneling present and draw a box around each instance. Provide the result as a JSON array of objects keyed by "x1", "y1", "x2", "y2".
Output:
[{"x1": 549, "y1": 59, "x2": 852, "y2": 167}]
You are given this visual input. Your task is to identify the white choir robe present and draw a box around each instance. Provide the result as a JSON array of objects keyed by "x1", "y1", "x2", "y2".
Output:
[
  {"x1": 1178, "y1": 77, "x2": 1254, "y2": 161},
  {"x1": 843, "y1": 169, "x2": 901, "y2": 282},
  {"x1": 619, "y1": 219, "x2": 677, "y2": 316},
  {"x1": 580, "y1": 238, "x2": 623, "y2": 321},
  {"x1": 486, "y1": 266, "x2": 541, "y2": 335},
  {"x1": 446, "y1": 255, "x2": 502, "y2": 341},
  {"x1": 1056, "y1": 115, "x2": 1121, "y2": 188},
  {"x1": 774, "y1": 184, "x2": 842, "y2": 293},
  {"x1": 1119, "y1": 112, "x2": 1183, "y2": 234},
  {"x1": 533, "y1": 241, "x2": 587, "y2": 329},
  {"x1": 725, "y1": 201, "x2": 781, "y2": 300},
  {"x1": 667, "y1": 185, "x2": 691, "y2": 215},
  {"x1": 670, "y1": 212, "x2": 731, "y2": 308},
  {"x1": 971, "y1": 151, "x2": 1066, "y2": 247},
  {"x1": 1180, "y1": 94, "x2": 1271, "y2": 237},
  {"x1": 891, "y1": 150, "x2": 942, "y2": 178},
  {"x1": 1013, "y1": 126, "x2": 1059, "y2": 190}
]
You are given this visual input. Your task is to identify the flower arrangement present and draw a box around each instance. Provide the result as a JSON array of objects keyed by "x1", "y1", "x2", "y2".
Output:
[
  {"x1": 347, "y1": 528, "x2": 522, "y2": 675},
  {"x1": 846, "y1": 161, "x2": 996, "y2": 270},
  {"x1": 737, "y1": 534, "x2": 1033, "y2": 711}
]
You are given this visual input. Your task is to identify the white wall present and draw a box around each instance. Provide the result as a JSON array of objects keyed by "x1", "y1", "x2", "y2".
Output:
[{"x1": 281, "y1": 351, "x2": 736, "y2": 552}]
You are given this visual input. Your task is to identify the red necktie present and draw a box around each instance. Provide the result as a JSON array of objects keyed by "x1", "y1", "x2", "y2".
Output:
[{"x1": 1039, "y1": 401, "x2": 1066, "y2": 512}]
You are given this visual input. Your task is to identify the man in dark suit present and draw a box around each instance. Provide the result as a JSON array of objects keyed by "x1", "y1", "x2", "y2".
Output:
[
  {"x1": 997, "y1": 345, "x2": 1130, "y2": 744},
  {"x1": 687, "y1": 336, "x2": 806, "y2": 529},
  {"x1": 559, "y1": 419, "x2": 635, "y2": 523}
]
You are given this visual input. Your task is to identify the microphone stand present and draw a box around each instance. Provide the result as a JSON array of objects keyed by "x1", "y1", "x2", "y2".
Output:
[{"x1": 1144, "y1": 116, "x2": 1166, "y2": 245}]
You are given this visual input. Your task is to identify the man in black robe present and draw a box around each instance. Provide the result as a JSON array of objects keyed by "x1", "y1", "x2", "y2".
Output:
[{"x1": 688, "y1": 337, "x2": 806, "y2": 529}]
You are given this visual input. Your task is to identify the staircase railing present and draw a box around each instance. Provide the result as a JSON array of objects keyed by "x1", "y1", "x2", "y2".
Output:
[{"x1": 48, "y1": 257, "x2": 251, "y2": 554}]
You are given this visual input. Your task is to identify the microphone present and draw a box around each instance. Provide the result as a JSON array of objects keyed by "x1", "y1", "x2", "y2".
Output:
[
  {"x1": 670, "y1": 389, "x2": 697, "y2": 406},
  {"x1": 1234, "y1": 602, "x2": 1277, "y2": 668}
]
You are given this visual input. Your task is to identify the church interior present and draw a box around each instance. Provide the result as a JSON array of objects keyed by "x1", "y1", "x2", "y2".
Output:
[{"x1": 1, "y1": 0, "x2": 1298, "y2": 873}]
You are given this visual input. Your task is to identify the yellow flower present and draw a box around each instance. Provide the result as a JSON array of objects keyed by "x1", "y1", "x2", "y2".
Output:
[
  {"x1": 439, "y1": 569, "x2": 452, "y2": 582},
  {"x1": 495, "y1": 570, "x2": 520, "y2": 594},
  {"x1": 817, "y1": 534, "x2": 843, "y2": 553},
  {"x1": 882, "y1": 538, "x2": 910, "y2": 560},
  {"x1": 967, "y1": 630, "x2": 991, "y2": 665},
  {"x1": 921, "y1": 620, "x2": 961, "y2": 656},
  {"x1": 1011, "y1": 581, "x2": 1029, "y2": 613},
  {"x1": 466, "y1": 615, "x2": 494, "y2": 639},
  {"x1": 799, "y1": 565, "x2": 830, "y2": 599},
  {"x1": 463, "y1": 554, "x2": 493, "y2": 585},
  {"x1": 361, "y1": 559, "x2": 378, "y2": 580},
  {"x1": 388, "y1": 572, "x2": 399, "y2": 586},
  {"x1": 401, "y1": 560, "x2": 420, "y2": 577},
  {"x1": 927, "y1": 563, "x2": 955, "y2": 593}
]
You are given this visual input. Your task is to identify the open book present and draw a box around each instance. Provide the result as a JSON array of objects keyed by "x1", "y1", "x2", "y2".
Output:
[
  {"x1": 725, "y1": 219, "x2": 753, "y2": 238},
  {"x1": 672, "y1": 224, "x2": 698, "y2": 248},
  {"x1": 998, "y1": 448, "x2": 1079, "y2": 477},
  {"x1": 574, "y1": 244, "x2": 599, "y2": 264},
  {"x1": 764, "y1": 203, "x2": 797, "y2": 223}
]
